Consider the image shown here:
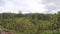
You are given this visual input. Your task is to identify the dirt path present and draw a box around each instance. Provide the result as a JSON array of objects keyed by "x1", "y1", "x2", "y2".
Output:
[
  {"x1": 1, "y1": 32, "x2": 5, "y2": 34},
  {"x1": 1, "y1": 32, "x2": 14, "y2": 34}
]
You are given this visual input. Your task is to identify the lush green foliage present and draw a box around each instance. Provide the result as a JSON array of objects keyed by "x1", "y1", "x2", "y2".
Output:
[{"x1": 0, "y1": 12, "x2": 60, "y2": 34}]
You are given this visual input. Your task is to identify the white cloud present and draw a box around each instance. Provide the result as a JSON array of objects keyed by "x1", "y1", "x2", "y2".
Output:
[
  {"x1": 0, "y1": 0, "x2": 46, "y2": 13},
  {"x1": 42, "y1": 0, "x2": 60, "y2": 13},
  {"x1": 1, "y1": 0, "x2": 60, "y2": 14},
  {"x1": 47, "y1": 3, "x2": 55, "y2": 6}
]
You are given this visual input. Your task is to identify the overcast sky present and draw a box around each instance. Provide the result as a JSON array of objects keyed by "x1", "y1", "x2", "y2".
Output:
[{"x1": 0, "y1": 0, "x2": 60, "y2": 14}]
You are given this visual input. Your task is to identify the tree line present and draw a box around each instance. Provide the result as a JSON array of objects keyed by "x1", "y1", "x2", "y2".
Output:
[{"x1": 0, "y1": 11, "x2": 60, "y2": 34}]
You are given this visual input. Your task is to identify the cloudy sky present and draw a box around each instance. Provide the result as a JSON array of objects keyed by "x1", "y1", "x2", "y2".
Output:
[{"x1": 0, "y1": 0, "x2": 60, "y2": 14}]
